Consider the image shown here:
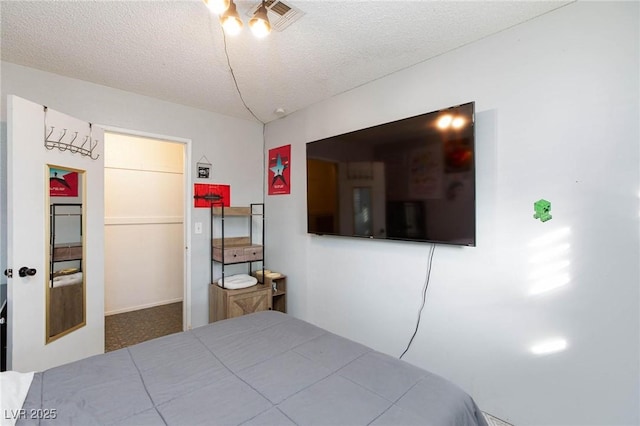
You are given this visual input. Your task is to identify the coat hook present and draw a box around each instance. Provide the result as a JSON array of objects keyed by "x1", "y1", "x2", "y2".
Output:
[
  {"x1": 68, "y1": 132, "x2": 80, "y2": 153},
  {"x1": 45, "y1": 126, "x2": 56, "y2": 150},
  {"x1": 58, "y1": 128, "x2": 67, "y2": 142},
  {"x1": 88, "y1": 138, "x2": 100, "y2": 160},
  {"x1": 89, "y1": 139, "x2": 100, "y2": 160},
  {"x1": 77, "y1": 135, "x2": 88, "y2": 156}
]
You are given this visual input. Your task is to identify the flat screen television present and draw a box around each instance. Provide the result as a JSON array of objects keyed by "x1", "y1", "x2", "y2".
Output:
[{"x1": 306, "y1": 101, "x2": 476, "y2": 246}]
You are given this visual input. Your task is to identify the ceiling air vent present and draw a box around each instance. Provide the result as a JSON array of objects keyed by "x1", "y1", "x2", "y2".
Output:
[{"x1": 247, "y1": 0, "x2": 304, "y2": 32}]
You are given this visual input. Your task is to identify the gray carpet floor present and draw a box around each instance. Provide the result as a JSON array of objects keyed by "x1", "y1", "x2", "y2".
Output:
[{"x1": 105, "y1": 302, "x2": 183, "y2": 352}]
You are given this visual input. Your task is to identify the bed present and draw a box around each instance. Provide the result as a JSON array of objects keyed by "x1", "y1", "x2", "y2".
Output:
[{"x1": 15, "y1": 311, "x2": 488, "y2": 426}]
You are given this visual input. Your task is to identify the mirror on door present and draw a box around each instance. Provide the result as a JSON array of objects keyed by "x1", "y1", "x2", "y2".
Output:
[{"x1": 47, "y1": 165, "x2": 86, "y2": 342}]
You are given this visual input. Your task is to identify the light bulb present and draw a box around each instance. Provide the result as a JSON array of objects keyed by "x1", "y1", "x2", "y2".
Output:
[
  {"x1": 221, "y1": 16, "x2": 243, "y2": 35},
  {"x1": 249, "y1": 4, "x2": 271, "y2": 38},
  {"x1": 451, "y1": 116, "x2": 465, "y2": 129},
  {"x1": 437, "y1": 114, "x2": 453, "y2": 129},
  {"x1": 204, "y1": 0, "x2": 230, "y2": 15},
  {"x1": 220, "y1": 0, "x2": 243, "y2": 35},
  {"x1": 250, "y1": 18, "x2": 271, "y2": 38}
]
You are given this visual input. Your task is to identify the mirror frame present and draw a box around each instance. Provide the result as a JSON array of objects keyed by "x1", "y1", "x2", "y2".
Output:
[{"x1": 45, "y1": 164, "x2": 87, "y2": 343}]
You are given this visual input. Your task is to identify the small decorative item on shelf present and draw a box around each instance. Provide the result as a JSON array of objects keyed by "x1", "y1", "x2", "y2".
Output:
[
  {"x1": 254, "y1": 269, "x2": 271, "y2": 283},
  {"x1": 216, "y1": 274, "x2": 257, "y2": 290}
]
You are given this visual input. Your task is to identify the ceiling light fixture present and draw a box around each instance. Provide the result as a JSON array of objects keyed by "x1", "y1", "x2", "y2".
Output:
[
  {"x1": 205, "y1": 0, "x2": 272, "y2": 38},
  {"x1": 219, "y1": 0, "x2": 243, "y2": 36},
  {"x1": 204, "y1": 0, "x2": 230, "y2": 15},
  {"x1": 249, "y1": 1, "x2": 272, "y2": 38}
]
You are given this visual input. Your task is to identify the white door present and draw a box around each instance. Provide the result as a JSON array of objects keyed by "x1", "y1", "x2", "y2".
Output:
[{"x1": 7, "y1": 95, "x2": 105, "y2": 372}]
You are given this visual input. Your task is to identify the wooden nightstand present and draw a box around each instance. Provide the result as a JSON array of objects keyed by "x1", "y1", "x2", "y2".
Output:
[
  {"x1": 209, "y1": 283, "x2": 272, "y2": 322},
  {"x1": 254, "y1": 272, "x2": 287, "y2": 314}
]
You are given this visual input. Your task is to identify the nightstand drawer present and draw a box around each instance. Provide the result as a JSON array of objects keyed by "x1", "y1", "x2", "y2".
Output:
[
  {"x1": 52, "y1": 243, "x2": 82, "y2": 261},
  {"x1": 243, "y1": 246, "x2": 263, "y2": 261},
  {"x1": 212, "y1": 247, "x2": 246, "y2": 263}
]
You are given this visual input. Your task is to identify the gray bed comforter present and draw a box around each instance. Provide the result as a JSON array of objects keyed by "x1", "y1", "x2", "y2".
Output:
[{"x1": 20, "y1": 311, "x2": 488, "y2": 426}]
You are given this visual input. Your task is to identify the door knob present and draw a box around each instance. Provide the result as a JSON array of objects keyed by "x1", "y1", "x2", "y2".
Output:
[{"x1": 18, "y1": 267, "x2": 37, "y2": 278}]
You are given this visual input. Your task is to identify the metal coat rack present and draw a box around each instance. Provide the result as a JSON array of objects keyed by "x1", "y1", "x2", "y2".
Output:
[{"x1": 44, "y1": 106, "x2": 100, "y2": 160}]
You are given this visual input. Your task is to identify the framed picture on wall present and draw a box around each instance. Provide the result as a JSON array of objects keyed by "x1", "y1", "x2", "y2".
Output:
[
  {"x1": 193, "y1": 183, "x2": 230, "y2": 208},
  {"x1": 50, "y1": 167, "x2": 78, "y2": 197},
  {"x1": 198, "y1": 165, "x2": 210, "y2": 179},
  {"x1": 268, "y1": 144, "x2": 291, "y2": 195},
  {"x1": 197, "y1": 155, "x2": 212, "y2": 179}
]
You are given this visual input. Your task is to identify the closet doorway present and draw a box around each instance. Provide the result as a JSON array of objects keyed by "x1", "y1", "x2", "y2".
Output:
[{"x1": 103, "y1": 130, "x2": 191, "y2": 351}]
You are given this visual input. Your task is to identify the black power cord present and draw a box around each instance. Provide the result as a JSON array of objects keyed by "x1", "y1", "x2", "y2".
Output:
[
  {"x1": 207, "y1": 11, "x2": 264, "y2": 125},
  {"x1": 208, "y1": 14, "x2": 268, "y2": 202},
  {"x1": 399, "y1": 243, "x2": 436, "y2": 359},
  {"x1": 220, "y1": 29, "x2": 263, "y2": 124}
]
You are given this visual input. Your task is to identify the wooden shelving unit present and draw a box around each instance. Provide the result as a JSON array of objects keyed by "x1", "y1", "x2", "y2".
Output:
[
  {"x1": 210, "y1": 204, "x2": 264, "y2": 287},
  {"x1": 209, "y1": 203, "x2": 266, "y2": 322}
]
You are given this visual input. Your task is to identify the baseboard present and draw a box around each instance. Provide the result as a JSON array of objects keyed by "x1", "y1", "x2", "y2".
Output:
[{"x1": 105, "y1": 298, "x2": 183, "y2": 316}]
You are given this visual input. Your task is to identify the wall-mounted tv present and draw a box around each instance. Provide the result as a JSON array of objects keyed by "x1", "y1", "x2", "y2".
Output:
[{"x1": 306, "y1": 102, "x2": 476, "y2": 246}]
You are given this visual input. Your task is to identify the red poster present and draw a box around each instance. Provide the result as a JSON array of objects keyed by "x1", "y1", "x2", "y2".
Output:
[
  {"x1": 50, "y1": 168, "x2": 78, "y2": 197},
  {"x1": 194, "y1": 183, "x2": 230, "y2": 208},
  {"x1": 268, "y1": 145, "x2": 291, "y2": 195}
]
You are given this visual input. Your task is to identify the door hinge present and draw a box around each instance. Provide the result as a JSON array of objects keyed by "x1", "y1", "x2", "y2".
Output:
[{"x1": 3, "y1": 269, "x2": 12, "y2": 278}]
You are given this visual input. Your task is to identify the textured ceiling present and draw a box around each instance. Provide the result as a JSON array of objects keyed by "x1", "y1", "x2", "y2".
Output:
[{"x1": 1, "y1": 0, "x2": 572, "y2": 123}]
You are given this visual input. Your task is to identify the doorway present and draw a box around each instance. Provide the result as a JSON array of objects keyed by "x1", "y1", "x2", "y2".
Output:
[{"x1": 103, "y1": 130, "x2": 190, "y2": 350}]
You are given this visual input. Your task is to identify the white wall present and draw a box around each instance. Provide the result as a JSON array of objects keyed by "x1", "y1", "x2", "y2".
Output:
[
  {"x1": 0, "y1": 62, "x2": 264, "y2": 328},
  {"x1": 264, "y1": 2, "x2": 639, "y2": 426},
  {"x1": 104, "y1": 133, "x2": 184, "y2": 315}
]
